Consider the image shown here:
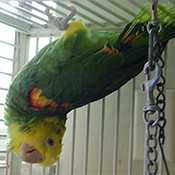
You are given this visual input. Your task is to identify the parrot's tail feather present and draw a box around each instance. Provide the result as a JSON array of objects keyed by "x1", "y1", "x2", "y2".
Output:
[{"x1": 127, "y1": 4, "x2": 175, "y2": 38}]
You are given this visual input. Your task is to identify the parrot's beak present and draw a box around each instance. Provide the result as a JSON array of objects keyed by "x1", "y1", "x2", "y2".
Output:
[{"x1": 19, "y1": 143, "x2": 44, "y2": 163}]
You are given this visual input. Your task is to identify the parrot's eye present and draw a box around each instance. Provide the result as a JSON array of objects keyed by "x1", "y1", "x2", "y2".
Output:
[{"x1": 47, "y1": 138, "x2": 54, "y2": 146}]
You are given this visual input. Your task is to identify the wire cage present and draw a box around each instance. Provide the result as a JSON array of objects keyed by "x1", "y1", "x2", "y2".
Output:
[{"x1": 0, "y1": 0, "x2": 175, "y2": 175}]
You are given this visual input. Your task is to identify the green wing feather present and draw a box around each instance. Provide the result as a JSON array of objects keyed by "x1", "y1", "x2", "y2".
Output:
[{"x1": 5, "y1": 4, "x2": 175, "y2": 124}]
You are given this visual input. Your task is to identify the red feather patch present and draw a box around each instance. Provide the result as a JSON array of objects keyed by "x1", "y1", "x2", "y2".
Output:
[{"x1": 30, "y1": 88, "x2": 58, "y2": 110}]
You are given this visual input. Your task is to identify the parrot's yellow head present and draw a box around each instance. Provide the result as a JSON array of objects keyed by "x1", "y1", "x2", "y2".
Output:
[{"x1": 8, "y1": 117, "x2": 66, "y2": 166}]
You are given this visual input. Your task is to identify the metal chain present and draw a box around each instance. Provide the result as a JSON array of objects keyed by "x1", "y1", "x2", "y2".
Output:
[
  {"x1": 155, "y1": 37, "x2": 170, "y2": 175},
  {"x1": 143, "y1": 0, "x2": 170, "y2": 175},
  {"x1": 155, "y1": 37, "x2": 166, "y2": 146},
  {"x1": 143, "y1": 63, "x2": 160, "y2": 175},
  {"x1": 144, "y1": 111, "x2": 159, "y2": 175},
  {"x1": 143, "y1": 21, "x2": 160, "y2": 175}
]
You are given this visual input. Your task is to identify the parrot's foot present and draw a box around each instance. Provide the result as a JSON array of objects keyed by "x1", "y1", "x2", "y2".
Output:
[
  {"x1": 99, "y1": 43, "x2": 120, "y2": 56},
  {"x1": 46, "y1": 6, "x2": 76, "y2": 30}
]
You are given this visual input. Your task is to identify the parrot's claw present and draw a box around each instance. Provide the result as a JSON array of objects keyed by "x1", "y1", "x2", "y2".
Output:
[{"x1": 46, "y1": 6, "x2": 77, "y2": 30}]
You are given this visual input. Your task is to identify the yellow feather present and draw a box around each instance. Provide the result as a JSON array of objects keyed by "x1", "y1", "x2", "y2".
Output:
[
  {"x1": 63, "y1": 20, "x2": 87, "y2": 40},
  {"x1": 9, "y1": 117, "x2": 66, "y2": 166}
]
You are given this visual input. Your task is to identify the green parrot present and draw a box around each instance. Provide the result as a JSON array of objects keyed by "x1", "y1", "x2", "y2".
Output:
[{"x1": 4, "y1": 4, "x2": 175, "y2": 166}]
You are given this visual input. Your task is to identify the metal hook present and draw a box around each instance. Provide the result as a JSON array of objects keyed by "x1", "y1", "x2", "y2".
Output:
[
  {"x1": 152, "y1": 0, "x2": 158, "y2": 21},
  {"x1": 142, "y1": 62, "x2": 161, "y2": 113}
]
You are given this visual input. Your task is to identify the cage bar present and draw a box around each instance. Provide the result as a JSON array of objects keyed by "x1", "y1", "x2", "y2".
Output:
[
  {"x1": 69, "y1": 0, "x2": 119, "y2": 26},
  {"x1": 88, "y1": 0, "x2": 129, "y2": 22},
  {"x1": 97, "y1": 98, "x2": 105, "y2": 175},
  {"x1": 0, "y1": 56, "x2": 13, "y2": 61},
  {"x1": 70, "y1": 110, "x2": 77, "y2": 175},
  {"x1": 0, "y1": 6, "x2": 44, "y2": 28},
  {"x1": 34, "y1": 0, "x2": 67, "y2": 17},
  {"x1": 108, "y1": 0, "x2": 137, "y2": 17},
  {"x1": 0, "y1": 88, "x2": 8, "y2": 91},
  {"x1": 55, "y1": 1, "x2": 105, "y2": 27},
  {"x1": 128, "y1": 79, "x2": 136, "y2": 175},
  {"x1": 84, "y1": 104, "x2": 90, "y2": 175},
  {"x1": 21, "y1": 1, "x2": 48, "y2": 17},
  {"x1": 0, "y1": 40, "x2": 16, "y2": 47},
  {"x1": 112, "y1": 90, "x2": 120, "y2": 175},
  {"x1": 2, "y1": 1, "x2": 48, "y2": 23},
  {"x1": 0, "y1": 72, "x2": 12, "y2": 76}
]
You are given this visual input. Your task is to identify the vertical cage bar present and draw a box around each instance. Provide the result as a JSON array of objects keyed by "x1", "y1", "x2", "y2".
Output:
[
  {"x1": 29, "y1": 164, "x2": 33, "y2": 175},
  {"x1": 5, "y1": 152, "x2": 9, "y2": 175},
  {"x1": 128, "y1": 79, "x2": 136, "y2": 175},
  {"x1": 12, "y1": 32, "x2": 20, "y2": 76},
  {"x1": 9, "y1": 32, "x2": 23, "y2": 175},
  {"x1": 8, "y1": 32, "x2": 17, "y2": 175},
  {"x1": 159, "y1": 150, "x2": 163, "y2": 175},
  {"x1": 84, "y1": 104, "x2": 90, "y2": 175},
  {"x1": 35, "y1": 36, "x2": 39, "y2": 54},
  {"x1": 7, "y1": 153, "x2": 12, "y2": 175},
  {"x1": 8, "y1": 153, "x2": 12, "y2": 175},
  {"x1": 49, "y1": 35, "x2": 53, "y2": 43},
  {"x1": 41, "y1": 36, "x2": 52, "y2": 175},
  {"x1": 113, "y1": 90, "x2": 120, "y2": 175},
  {"x1": 70, "y1": 110, "x2": 76, "y2": 175},
  {"x1": 28, "y1": 35, "x2": 39, "y2": 175},
  {"x1": 49, "y1": 166, "x2": 56, "y2": 175},
  {"x1": 29, "y1": 35, "x2": 39, "y2": 175},
  {"x1": 98, "y1": 98, "x2": 105, "y2": 175},
  {"x1": 42, "y1": 167, "x2": 46, "y2": 175},
  {"x1": 56, "y1": 161, "x2": 60, "y2": 175}
]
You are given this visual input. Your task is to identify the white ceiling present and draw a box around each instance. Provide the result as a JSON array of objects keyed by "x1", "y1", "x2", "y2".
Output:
[{"x1": 0, "y1": 0, "x2": 173, "y2": 36}]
